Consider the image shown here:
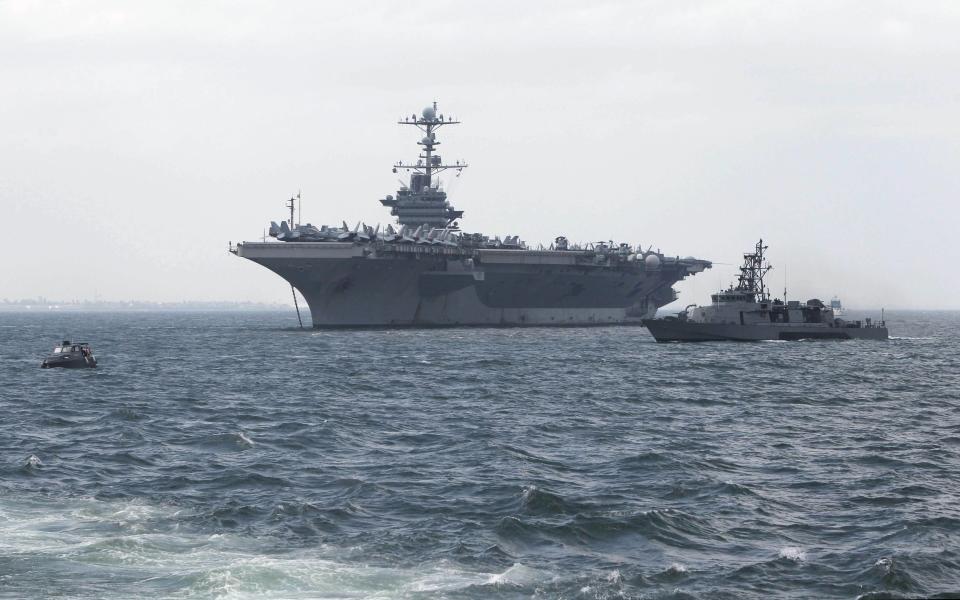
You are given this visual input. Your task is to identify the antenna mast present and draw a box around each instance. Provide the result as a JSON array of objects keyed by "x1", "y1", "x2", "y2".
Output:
[
  {"x1": 287, "y1": 195, "x2": 296, "y2": 228},
  {"x1": 383, "y1": 102, "x2": 469, "y2": 227},
  {"x1": 735, "y1": 239, "x2": 773, "y2": 301},
  {"x1": 394, "y1": 102, "x2": 468, "y2": 180}
]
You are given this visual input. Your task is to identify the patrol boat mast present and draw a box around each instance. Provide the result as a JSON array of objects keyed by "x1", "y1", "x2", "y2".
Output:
[{"x1": 733, "y1": 239, "x2": 773, "y2": 302}]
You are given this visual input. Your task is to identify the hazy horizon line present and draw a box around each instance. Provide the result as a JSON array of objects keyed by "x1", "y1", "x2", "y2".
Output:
[
  {"x1": 1, "y1": 299, "x2": 957, "y2": 313},
  {"x1": 0, "y1": 299, "x2": 292, "y2": 308}
]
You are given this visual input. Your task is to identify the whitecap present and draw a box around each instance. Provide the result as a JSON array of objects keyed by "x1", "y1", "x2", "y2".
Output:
[
  {"x1": 667, "y1": 562, "x2": 688, "y2": 574},
  {"x1": 874, "y1": 556, "x2": 893, "y2": 572},
  {"x1": 236, "y1": 432, "x2": 255, "y2": 448},
  {"x1": 403, "y1": 560, "x2": 489, "y2": 593},
  {"x1": 487, "y1": 563, "x2": 547, "y2": 587},
  {"x1": 520, "y1": 485, "x2": 536, "y2": 501},
  {"x1": 778, "y1": 546, "x2": 807, "y2": 562}
]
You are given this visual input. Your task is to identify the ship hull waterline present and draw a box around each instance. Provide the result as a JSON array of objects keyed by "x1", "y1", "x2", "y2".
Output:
[
  {"x1": 642, "y1": 319, "x2": 889, "y2": 342},
  {"x1": 238, "y1": 242, "x2": 695, "y2": 328}
]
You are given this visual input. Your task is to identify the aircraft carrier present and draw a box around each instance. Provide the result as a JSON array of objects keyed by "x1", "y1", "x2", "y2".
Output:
[{"x1": 231, "y1": 103, "x2": 712, "y2": 327}]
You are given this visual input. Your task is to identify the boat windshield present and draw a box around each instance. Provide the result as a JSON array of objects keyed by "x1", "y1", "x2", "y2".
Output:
[{"x1": 53, "y1": 347, "x2": 62, "y2": 353}]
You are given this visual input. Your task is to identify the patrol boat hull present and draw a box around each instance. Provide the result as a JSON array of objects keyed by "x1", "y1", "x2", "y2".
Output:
[
  {"x1": 643, "y1": 239, "x2": 890, "y2": 342},
  {"x1": 642, "y1": 319, "x2": 889, "y2": 342},
  {"x1": 238, "y1": 242, "x2": 697, "y2": 327}
]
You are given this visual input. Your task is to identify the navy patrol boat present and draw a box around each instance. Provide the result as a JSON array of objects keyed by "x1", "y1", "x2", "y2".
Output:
[
  {"x1": 643, "y1": 240, "x2": 888, "y2": 342},
  {"x1": 231, "y1": 102, "x2": 712, "y2": 327},
  {"x1": 41, "y1": 341, "x2": 97, "y2": 368}
]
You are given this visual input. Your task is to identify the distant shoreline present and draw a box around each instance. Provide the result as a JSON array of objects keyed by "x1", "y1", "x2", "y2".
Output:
[{"x1": 0, "y1": 302, "x2": 293, "y2": 312}]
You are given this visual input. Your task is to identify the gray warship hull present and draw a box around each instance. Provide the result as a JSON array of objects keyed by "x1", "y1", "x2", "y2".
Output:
[
  {"x1": 233, "y1": 102, "x2": 712, "y2": 326},
  {"x1": 642, "y1": 319, "x2": 889, "y2": 342},
  {"x1": 239, "y1": 242, "x2": 697, "y2": 327},
  {"x1": 644, "y1": 240, "x2": 890, "y2": 342}
]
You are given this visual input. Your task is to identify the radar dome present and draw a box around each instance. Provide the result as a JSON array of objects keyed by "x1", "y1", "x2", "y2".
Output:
[
  {"x1": 644, "y1": 254, "x2": 661, "y2": 269},
  {"x1": 422, "y1": 106, "x2": 436, "y2": 120}
]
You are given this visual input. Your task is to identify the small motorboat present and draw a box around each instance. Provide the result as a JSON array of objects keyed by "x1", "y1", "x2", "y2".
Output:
[{"x1": 41, "y1": 340, "x2": 97, "y2": 369}]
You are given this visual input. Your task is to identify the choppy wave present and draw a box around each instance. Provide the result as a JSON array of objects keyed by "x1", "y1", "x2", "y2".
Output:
[
  {"x1": 0, "y1": 495, "x2": 573, "y2": 599},
  {"x1": 1, "y1": 310, "x2": 959, "y2": 599}
]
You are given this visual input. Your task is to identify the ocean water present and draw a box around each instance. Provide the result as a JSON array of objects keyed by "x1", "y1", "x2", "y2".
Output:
[{"x1": 1, "y1": 310, "x2": 959, "y2": 600}]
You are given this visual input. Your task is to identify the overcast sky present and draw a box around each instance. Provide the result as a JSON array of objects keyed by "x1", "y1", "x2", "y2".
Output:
[{"x1": 1, "y1": 1, "x2": 958, "y2": 308}]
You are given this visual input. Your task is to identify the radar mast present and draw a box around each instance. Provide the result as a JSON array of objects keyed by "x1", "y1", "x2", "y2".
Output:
[
  {"x1": 735, "y1": 239, "x2": 773, "y2": 300},
  {"x1": 381, "y1": 102, "x2": 468, "y2": 227},
  {"x1": 393, "y1": 101, "x2": 468, "y2": 182}
]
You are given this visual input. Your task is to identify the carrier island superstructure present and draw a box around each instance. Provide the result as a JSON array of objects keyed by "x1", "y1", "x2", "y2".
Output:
[{"x1": 231, "y1": 103, "x2": 712, "y2": 327}]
